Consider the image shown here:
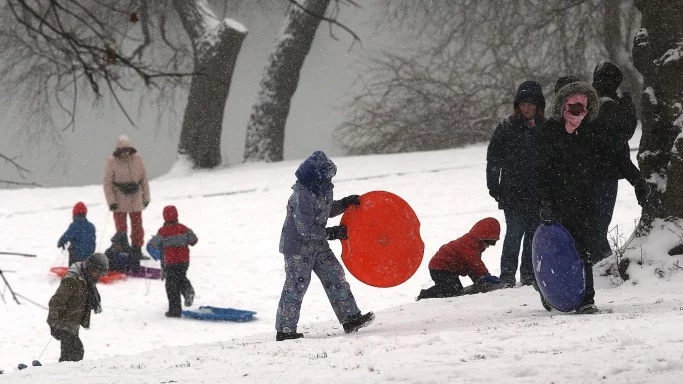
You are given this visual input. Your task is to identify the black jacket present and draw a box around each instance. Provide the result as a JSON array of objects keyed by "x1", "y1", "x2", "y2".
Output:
[
  {"x1": 487, "y1": 114, "x2": 544, "y2": 211},
  {"x1": 534, "y1": 82, "x2": 601, "y2": 228},
  {"x1": 590, "y1": 94, "x2": 640, "y2": 183}
]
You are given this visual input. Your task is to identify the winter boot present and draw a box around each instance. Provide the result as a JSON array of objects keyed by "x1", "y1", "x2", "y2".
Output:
[
  {"x1": 165, "y1": 311, "x2": 181, "y2": 318},
  {"x1": 129, "y1": 246, "x2": 142, "y2": 273},
  {"x1": 342, "y1": 312, "x2": 375, "y2": 334},
  {"x1": 500, "y1": 276, "x2": 516, "y2": 288},
  {"x1": 532, "y1": 280, "x2": 552, "y2": 311},
  {"x1": 183, "y1": 287, "x2": 195, "y2": 307},
  {"x1": 575, "y1": 304, "x2": 599, "y2": 314},
  {"x1": 276, "y1": 332, "x2": 304, "y2": 341}
]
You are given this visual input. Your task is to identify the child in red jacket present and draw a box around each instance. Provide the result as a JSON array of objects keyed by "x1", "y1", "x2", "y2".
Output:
[
  {"x1": 149, "y1": 205, "x2": 198, "y2": 317},
  {"x1": 417, "y1": 217, "x2": 502, "y2": 300}
]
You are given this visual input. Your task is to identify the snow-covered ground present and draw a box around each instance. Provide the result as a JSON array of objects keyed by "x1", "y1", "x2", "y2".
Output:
[{"x1": 2, "y1": 132, "x2": 683, "y2": 383}]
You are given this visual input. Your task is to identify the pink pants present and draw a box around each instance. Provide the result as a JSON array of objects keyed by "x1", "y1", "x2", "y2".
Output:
[{"x1": 113, "y1": 211, "x2": 144, "y2": 247}]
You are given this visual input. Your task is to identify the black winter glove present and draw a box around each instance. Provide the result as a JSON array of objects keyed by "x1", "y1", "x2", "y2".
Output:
[
  {"x1": 50, "y1": 326, "x2": 62, "y2": 341},
  {"x1": 488, "y1": 188, "x2": 500, "y2": 203},
  {"x1": 326, "y1": 225, "x2": 348, "y2": 241},
  {"x1": 109, "y1": 203, "x2": 118, "y2": 211},
  {"x1": 341, "y1": 195, "x2": 361, "y2": 209},
  {"x1": 634, "y1": 180, "x2": 651, "y2": 207}
]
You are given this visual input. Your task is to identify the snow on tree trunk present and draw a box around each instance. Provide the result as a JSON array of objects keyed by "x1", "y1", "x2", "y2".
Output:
[
  {"x1": 174, "y1": 0, "x2": 247, "y2": 169},
  {"x1": 243, "y1": 0, "x2": 331, "y2": 163},
  {"x1": 633, "y1": 0, "x2": 683, "y2": 235},
  {"x1": 599, "y1": 0, "x2": 683, "y2": 283}
]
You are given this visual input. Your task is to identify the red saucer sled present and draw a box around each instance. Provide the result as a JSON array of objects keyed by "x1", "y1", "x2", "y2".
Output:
[
  {"x1": 340, "y1": 191, "x2": 424, "y2": 288},
  {"x1": 50, "y1": 267, "x2": 126, "y2": 284}
]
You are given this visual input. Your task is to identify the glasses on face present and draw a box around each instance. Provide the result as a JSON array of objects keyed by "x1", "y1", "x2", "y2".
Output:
[{"x1": 482, "y1": 239, "x2": 497, "y2": 246}]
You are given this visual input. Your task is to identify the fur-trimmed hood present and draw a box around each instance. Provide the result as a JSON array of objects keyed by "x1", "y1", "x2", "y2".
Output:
[{"x1": 551, "y1": 81, "x2": 600, "y2": 123}]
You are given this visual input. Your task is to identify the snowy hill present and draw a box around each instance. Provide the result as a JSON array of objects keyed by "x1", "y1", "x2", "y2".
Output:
[{"x1": 2, "y1": 137, "x2": 683, "y2": 383}]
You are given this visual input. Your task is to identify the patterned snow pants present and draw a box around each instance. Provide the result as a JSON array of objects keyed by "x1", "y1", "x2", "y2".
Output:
[{"x1": 275, "y1": 250, "x2": 360, "y2": 333}]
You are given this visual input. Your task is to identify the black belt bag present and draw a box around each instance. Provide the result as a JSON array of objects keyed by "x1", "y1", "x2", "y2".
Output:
[{"x1": 114, "y1": 182, "x2": 140, "y2": 195}]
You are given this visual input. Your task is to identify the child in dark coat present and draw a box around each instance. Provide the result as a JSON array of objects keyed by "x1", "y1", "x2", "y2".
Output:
[
  {"x1": 104, "y1": 232, "x2": 135, "y2": 273},
  {"x1": 276, "y1": 151, "x2": 374, "y2": 341},
  {"x1": 47, "y1": 253, "x2": 109, "y2": 362},
  {"x1": 57, "y1": 202, "x2": 96, "y2": 265},
  {"x1": 417, "y1": 217, "x2": 503, "y2": 300},
  {"x1": 149, "y1": 205, "x2": 197, "y2": 318}
]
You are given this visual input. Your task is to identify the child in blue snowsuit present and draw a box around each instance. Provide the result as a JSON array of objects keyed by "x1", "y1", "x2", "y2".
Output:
[
  {"x1": 276, "y1": 151, "x2": 374, "y2": 341},
  {"x1": 57, "y1": 202, "x2": 96, "y2": 265}
]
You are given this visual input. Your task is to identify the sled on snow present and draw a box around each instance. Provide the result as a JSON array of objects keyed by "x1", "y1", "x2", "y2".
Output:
[
  {"x1": 531, "y1": 222, "x2": 586, "y2": 312},
  {"x1": 49, "y1": 267, "x2": 126, "y2": 284},
  {"x1": 340, "y1": 191, "x2": 424, "y2": 288},
  {"x1": 181, "y1": 306, "x2": 257, "y2": 322},
  {"x1": 126, "y1": 266, "x2": 162, "y2": 280}
]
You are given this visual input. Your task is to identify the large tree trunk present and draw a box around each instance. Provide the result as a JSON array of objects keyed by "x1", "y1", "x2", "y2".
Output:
[
  {"x1": 243, "y1": 0, "x2": 331, "y2": 163},
  {"x1": 602, "y1": 0, "x2": 642, "y2": 109},
  {"x1": 633, "y1": 0, "x2": 683, "y2": 236},
  {"x1": 174, "y1": 0, "x2": 247, "y2": 168}
]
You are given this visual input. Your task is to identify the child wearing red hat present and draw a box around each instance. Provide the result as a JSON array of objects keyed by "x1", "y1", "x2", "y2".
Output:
[
  {"x1": 57, "y1": 202, "x2": 97, "y2": 265},
  {"x1": 149, "y1": 205, "x2": 198, "y2": 318},
  {"x1": 417, "y1": 217, "x2": 503, "y2": 300}
]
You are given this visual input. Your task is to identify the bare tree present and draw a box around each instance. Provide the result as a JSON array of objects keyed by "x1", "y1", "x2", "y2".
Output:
[
  {"x1": 334, "y1": 0, "x2": 638, "y2": 155},
  {"x1": 632, "y1": 0, "x2": 683, "y2": 236},
  {"x1": 243, "y1": 0, "x2": 359, "y2": 163},
  {"x1": 601, "y1": 0, "x2": 642, "y2": 108},
  {"x1": 174, "y1": 0, "x2": 247, "y2": 168},
  {"x1": 1, "y1": 0, "x2": 193, "y2": 130}
]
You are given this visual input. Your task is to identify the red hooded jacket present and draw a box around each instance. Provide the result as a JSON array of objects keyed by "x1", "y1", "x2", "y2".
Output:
[
  {"x1": 428, "y1": 218, "x2": 500, "y2": 281},
  {"x1": 150, "y1": 206, "x2": 198, "y2": 265}
]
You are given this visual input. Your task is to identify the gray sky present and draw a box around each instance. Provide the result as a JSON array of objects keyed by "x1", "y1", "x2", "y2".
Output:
[{"x1": 0, "y1": 3, "x2": 392, "y2": 187}]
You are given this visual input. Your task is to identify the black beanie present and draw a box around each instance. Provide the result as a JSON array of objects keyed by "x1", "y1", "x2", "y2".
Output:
[
  {"x1": 514, "y1": 80, "x2": 546, "y2": 112},
  {"x1": 592, "y1": 62, "x2": 623, "y2": 96},
  {"x1": 85, "y1": 253, "x2": 109, "y2": 275},
  {"x1": 554, "y1": 76, "x2": 581, "y2": 93}
]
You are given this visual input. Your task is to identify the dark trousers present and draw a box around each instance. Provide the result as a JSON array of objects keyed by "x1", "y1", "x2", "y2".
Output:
[
  {"x1": 59, "y1": 332, "x2": 84, "y2": 362},
  {"x1": 165, "y1": 263, "x2": 193, "y2": 316},
  {"x1": 500, "y1": 209, "x2": 538, "y2": 283},
  {"x1": 417, "y1": 270, "x2": 464, "y2": 300},
  {"x1": 559, "y1": 215, "x2": 597, "y2": 306},
  {"x1": 593, "y1": 178, "x2": 619, "y2": 262}
]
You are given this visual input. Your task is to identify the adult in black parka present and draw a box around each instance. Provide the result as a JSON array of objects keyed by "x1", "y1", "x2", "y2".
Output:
[
  {"x1": 534, "y1": 81, "x2": 601, "y2": 314},
  {"x1": 486, "y1": 80, "x2": 546, "y2": 287},
  {"x1": 589, "y1": 62, "x2": 650, "y2": 262}
]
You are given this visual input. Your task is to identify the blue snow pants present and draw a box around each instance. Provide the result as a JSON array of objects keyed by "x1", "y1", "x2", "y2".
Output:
[{"x1": 275, "y1": 250, "x2": 360, "y2": 333}]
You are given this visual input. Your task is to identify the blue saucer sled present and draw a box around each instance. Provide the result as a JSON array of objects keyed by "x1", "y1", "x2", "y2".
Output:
[
  {"x1": 531, "y1": 222, "x2": 586, "y2": 312},
  {"x1": 182, "y1": 306, "x2": 257, "y2": 322}
]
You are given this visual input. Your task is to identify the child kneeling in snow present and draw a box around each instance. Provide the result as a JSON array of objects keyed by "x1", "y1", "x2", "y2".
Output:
[
  {"x1": 149, "y1": 205, "x2": 198, "y2": 318},
  {"x1": 104, "y1": 232, "x2": 135, "y2": 273},
  {"x1": 276, "y1": 151, "x2": 374, "y2": 341},
  {"x1": 417, "y1": 217, "x2": 503, "y2": 300},
  {"x1": 57, "y1": 202, "x2": 96, "y2": 266}
]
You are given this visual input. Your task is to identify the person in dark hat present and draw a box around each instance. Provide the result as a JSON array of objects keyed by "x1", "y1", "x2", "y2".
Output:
[
  {"x1": 47, "y1": 253, "x2": 109, "y2": 362},
  {"x1": 589, "y1": 61, "x2": 649, "y2": 262},
  {"x1": 486, "y1": 80, "x2": 546, "y2": 288},
  {"x1": 554, "y1": 76, "x2": 581, "y2": 93}
]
